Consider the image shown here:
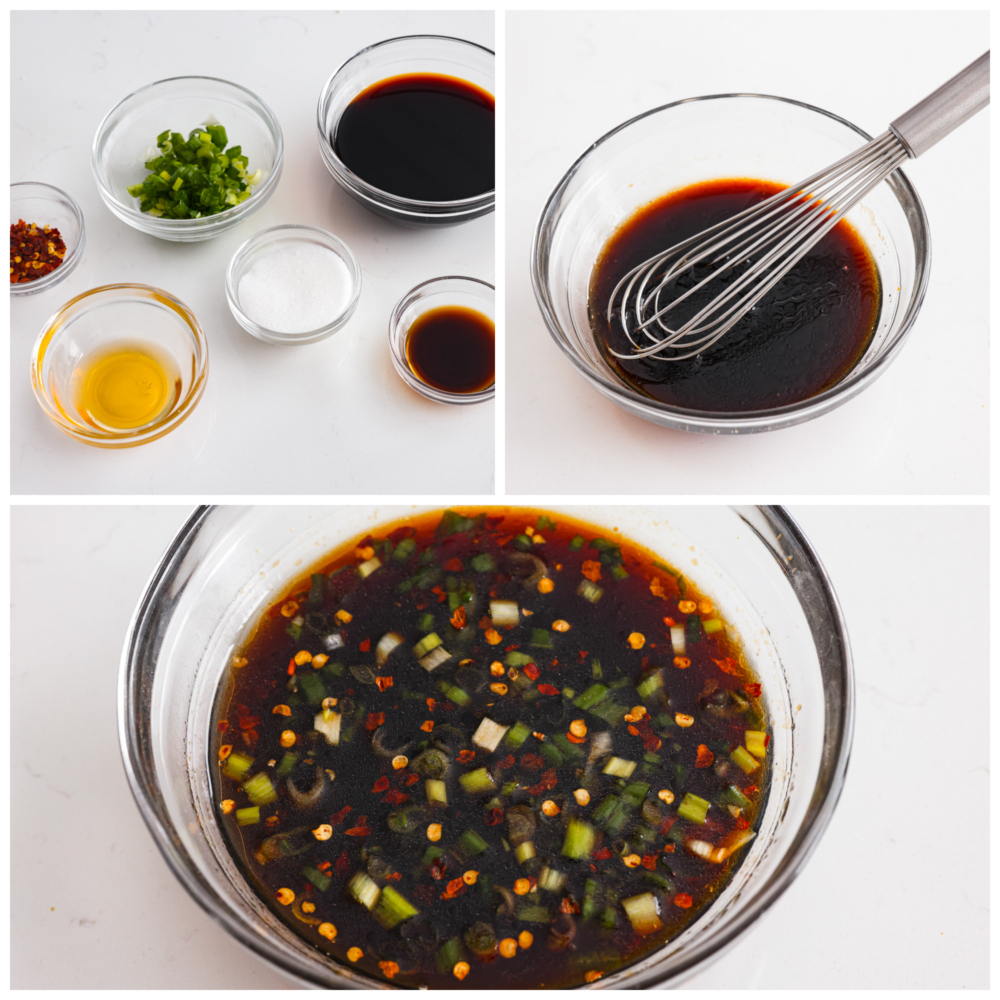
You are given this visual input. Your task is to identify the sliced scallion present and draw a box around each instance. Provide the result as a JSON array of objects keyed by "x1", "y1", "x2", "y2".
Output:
[{"x1": 677, "y1": 792, "x2": 711, "y2": 824}]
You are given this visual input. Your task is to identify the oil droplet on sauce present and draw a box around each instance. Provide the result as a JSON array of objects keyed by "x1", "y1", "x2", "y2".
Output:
[{"x1": 72, "y1": 343, "x2": 180, "y2": 430}]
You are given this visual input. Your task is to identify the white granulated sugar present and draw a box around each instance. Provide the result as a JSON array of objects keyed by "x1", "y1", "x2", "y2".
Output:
[{"x1": 238, "y1": 242, "x2": 353, "y2": 334}]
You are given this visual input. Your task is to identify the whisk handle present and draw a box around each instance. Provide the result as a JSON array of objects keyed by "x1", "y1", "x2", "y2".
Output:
[{"x1": 890, "y1": 51, "x2": 989, "y2": 158}]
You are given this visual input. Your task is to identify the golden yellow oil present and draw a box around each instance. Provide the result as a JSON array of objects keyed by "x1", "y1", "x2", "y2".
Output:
[{"x1": 72, "y1": 342, "x2": 181, "y2": 431}]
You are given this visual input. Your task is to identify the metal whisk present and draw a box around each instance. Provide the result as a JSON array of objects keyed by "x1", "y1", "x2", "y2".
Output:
[{"x1": 608, "y1": 52, "x2": 990, "y2": 362}]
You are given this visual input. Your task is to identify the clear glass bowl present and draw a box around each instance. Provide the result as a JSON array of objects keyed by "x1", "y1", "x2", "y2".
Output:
[
  {"x1": 92, "y1": 76, "x2": 284, "y2": 243},
  {"x1": 388, "y1": 275, "x2": 495, "y2": 404},
  {"x1": 30, "y1": 283, "x2": 208, "y2": 448},
  {"x1": 531, "y1": 94, "x2": 931, "y2": 433},
  {"x1": 10, "y1": 182, "x2": 86, "y2": 296},
  {"x1": 317, "y1": 35, "x2": 495, "y2": 228},
  {"x1": 225, "y1": 224, "x2": 362, "y2": 346},
  {"x1": 119, "y1": 505, "x2": 853, "y2": 989}
]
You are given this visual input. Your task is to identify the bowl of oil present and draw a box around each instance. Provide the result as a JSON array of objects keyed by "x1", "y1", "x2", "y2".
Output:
[
  {"x1": 30, "y1": 283, "x2": 208, "y2": 448},
  {"x1": 532, "y1": 94, "x2": 931, "y2": 433}
]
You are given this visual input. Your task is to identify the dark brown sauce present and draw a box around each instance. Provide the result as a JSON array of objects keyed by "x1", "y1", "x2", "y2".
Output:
[
  {"x1": 589, "y1": 178, "x2": 881, "y2": 412},
  {"x1": 406, "y1": 306, "x2": 495, "y2": 394},
  {"x1": 334, "y1": 74, "x2": 495, "y2": 202}
]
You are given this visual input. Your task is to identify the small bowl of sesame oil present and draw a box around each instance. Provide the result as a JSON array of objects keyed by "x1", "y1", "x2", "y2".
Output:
[{"x1": 30, "y1": 283, "x2": 208, "y2": 447}]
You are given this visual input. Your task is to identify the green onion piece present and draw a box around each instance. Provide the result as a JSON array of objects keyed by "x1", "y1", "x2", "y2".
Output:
[
  {"x1": 459, "y1": 829, "x2": 489, "y2": 855},
  {"x1": 436, "y1": 937, "x2": 466, "y2": 974},
  {"x1": 589, "y1": 700, "x2": 627, "y2": 725},
  {"x1": 418, "y1": 612, "x2": 435, "y2": 632},
  {"x1": 421, "y1": 846, "x2": 444, "y2": 865},
  {"x1": 622, "y1": 892, "x2": 663, "y2": 935},
  {"x1": 348, "y1": 871, "x2": 381, "y2": 910},
  {"x1": 603, "y1": 756, "x2": 637, "y2": 779},
  {"x1": 653, "y1": 560, "x2": 679, "y2": 577},
  {"x1": 276, "y1": 753, "x2": 298, "y2": 777},
  {"x1": 285, "y1": 622, "x2": 302, "y2": 640},
  {"x1": 322, "y1": 661, "x2": 345, "y2": 678},
  {"x1": 538, "y1": 866, "x2": 567, "y2": 892},
  {"x1": 536, "y1": 515, "x2": 557, "y2": 532},
  {"x1": 592, "y1": 658, "x2": 603, "y2": 680},
  {"x1": 636, "y1": 670, "x2": 663, "y2": 700},
  {"x1": 732, "y1": 746, "x2": 759, "y2": 773},
  {"x1": 515, "y1": 904, "x2": 550, "y2": 923},
  {"x1": 307, "y1": 573, "x2": 325, "y2": 606},
  {"x1": 611, "y1": 565, "x2": 629, "y2": 580},
  {"x1": 643, "y1": 871, "x2": 674, "y2": 891},
  {"x1": 551, "y1": 733, "x2": 583, "y2": 760},
  {"x1": 745, "y1": 731, "x2": 767, "y2": 757},
  {"x1": 392, "y1": 537, "x2": 417, "y2": 562},
  {"x1": 703, "y1": 617, "x2": 724, "y2": 634},
  {"x1": 620, "y1": 781, "x2": 651, "y2": 808},
  {"x1": 435, "y1": 510, "x2": 481, "y2": 539},
  {"x1": 413, "y1": 632, "x2": 443, "y2": 659},
  {"x1": 505, "y1": 651, "x2": 534, "y2": 667},
  {"x1": 577, "y1": 579, "x2": 604, "y2": 604},
  {"x1": 655, "y1": 712, "x2": 674, "y2": 728},
  {"x1": 505, "y1": 721, "x2": 531, "y2": 748},
  {"x1": 490, "y1": 599, "x2": 520, "y2": 626},
  {"x1": 677, "y1": 792, "x2": 711, "y2": 824},
  {"x1": 425, "y1": 779, "x2": 448, "y2": 805},
  {"x1": 314, "y1": 708, "x2": 341, "y2": 745},
  {"x1": 297, "y1": 673, "x2": 326, "y2": 705},
  {"x1": 604, "y1": 799, "x2": 632, "y2": 835},
  {"x1": 600, "y1": 906, "x2": 618, "y2": 929},
  {"x1": 530, "y1": 628, "x2": 552, "y2": 648},
  {"x1": 561, "y1": 818, "x2": 596, "y2": 860},
  {"x1": 569, "y1": 535, "x2": 585, "y2": 551},
  {"x1": 302, "y1": 866, "x2": 331, "y2": 892},
  {"x1": 541, "y1": 741, "x2": 565, "y2": 766},
  {"x1": 514, "y1": 840, "x2": 536, "y2": 864},
  {"x1": 235, "y1": 806, "x2": 259, "y2": 826},
  {"x1": 513, "y1": 533, "x2": 533, "y2": 550},
  {"x1": 243, "y1": 772, "x2": 277, "y2": 806},
  {"x1": 686, "y1": 615, "x2": 702, "y2": 646},
  {"x1": 719, "y1": 784, "x2": 752, "y2": 809},
  {"x1": 374, "y1": 886, "x2": 419, "y2": 929},
  {"x1": 562, "y1": 687, "x2": 575, "y2": 699},
  {"x1": 591, "y1": 795, "x2": 619, "y2": 826},
  {"x1": 573, "y1": 683, "x2": 608, "y2": 710},
  {"x1": 223, "y1": 752, "x2": 253, "y2": 780},
  {"x1": 469, "y1": 553, "x2": 496, "y2": 572},
  {"x1": 459, "y1": 767, "x2": 496, "y2": 795},
  {"x1": 436, "y1": 679, "x2": 470, "y2": 706}
]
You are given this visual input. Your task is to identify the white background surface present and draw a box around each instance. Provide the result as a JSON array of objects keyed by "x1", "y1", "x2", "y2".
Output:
[
  {"x1": 506, "y1": 11, "x2": 989, "y2": 496},
  {"x1": 10, "y1": 504, "x2": 988, "y2": 989},
  {"x1": 11, "y1": 11, "x2": 495, "y2": 495}
]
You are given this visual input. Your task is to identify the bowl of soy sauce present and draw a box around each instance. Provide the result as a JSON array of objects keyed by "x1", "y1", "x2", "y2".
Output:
[{"x1": 317, "y1": 36, "x2": 495, "y2": 228}]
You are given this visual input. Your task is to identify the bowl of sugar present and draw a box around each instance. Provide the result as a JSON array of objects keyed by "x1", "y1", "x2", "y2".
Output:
[{"x1": 225, "y1": 224, "x2": 362, "y2": 345}]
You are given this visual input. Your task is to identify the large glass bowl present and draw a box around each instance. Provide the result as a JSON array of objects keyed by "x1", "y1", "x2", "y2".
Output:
[
  {"x1": 317, "y1": 36, "x2": 495, "y2": 228},
  {"x1": 531, "y1": 94, "x2": 931, "y2": 433},
  {"x1": 119, "y1": 505, "x2": 853, "y2": 988},
  {"x1": 92, "y1": 76, "x2": 283, "y2": 242}
]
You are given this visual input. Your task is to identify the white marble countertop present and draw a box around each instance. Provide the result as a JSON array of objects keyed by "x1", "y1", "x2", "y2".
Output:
[
  {"x1": 506, "y1": 10, "x2": 989, "y2": 495},
  {"x1": 11, "y1": 11, "x2": 495, "y2": 495},
  {"x1": 10, "y1": 504, "x2": 987, "y2": 988}
]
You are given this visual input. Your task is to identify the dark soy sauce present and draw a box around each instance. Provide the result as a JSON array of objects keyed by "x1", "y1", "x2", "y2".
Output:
[
  {"x1": 406, "y1": 306, "x2": 495, "y2": 394},
  {"x1": 334, "y1": 74, "x2": 495, "y2": 202},
  {"x1": 589, "y1": 179, "x2": 881, "y2": 412}
]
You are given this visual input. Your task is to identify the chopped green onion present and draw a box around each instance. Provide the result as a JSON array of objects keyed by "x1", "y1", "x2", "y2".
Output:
[
  {"x1": 538, "y1": 866, "x2": 567, "y2": 892},
  {"x1": 418, "y1": 612, "x2": 435, "y2": 632},
  {"x1": 573, "y1": 683, "x2": 608, "y2": 710},
  {"x1": 589, "y1": 700, "x2": 628, "y2": 725},
  {"x1": 392, "y1": 537, "x2": 417, "y2": 562},
  {"x1": 703, "y1": 617, "x2": 724, "y2": 634},
  {"x1": 459, "y1": 767, "x2": 496, "y2": 795},
  {"x1": 235, "y1": 806, "x2": 259, "y2": 826},
  {"x1": 561, "y1": 818, "x2": 596, "y2": 860},
  {"x1": 541, "y1": 741, "x2": 565, "y2": 766},
  {"x1": 620, "y1": 781, "x2": 651, "y2": 808},
  {"x1": 514, "y1": 840, "x2": 536, "y2": 864},
  {"x1": 536, "y1": 515, "x2": 557, "y2": 532},
  {"x1": 569, "y1": 535, "x2": 585, "y2": 550},
  {"x1": 732, "y1": 746, "x2": 759, "y2": 773},
  {"x1": 513, "y1": 533, "x2": 533, "y2": 550},
  {"x1": 622, "y1": 892, "x2": 662, "y2": 935},
  {"x1": 306, "y1": 573, "x2": 325, "y2": 606},
  {"x1": 592, "y1": 658, "x2": 603, "y2": 680},
  {"x1": 611, "y1": 565, "x2": 629, "y2": 580},
  {"x1": 653, "y1": 560, "x2": 679, "y2": 576},
  {"x1": 719, "y1": 784, "x2": 752, "y2": 809},
  {"x1": 413, "y1": 633, "x2": 443, "y2": 659},
  {"x1": 577, "y1": 579, "x2": 604, "y2": 604},
  {"x1": 470, "y1": 553, "x2": 496, "y2": 572},
  {"x1": 223, "y1": 752, "x2": 253, "y2": 780},
  {"x1": 636, "y1": 669, "x2": 663, "y2": 700},
  {"x1": 551, "y1": 733, "x2": 583, "y2": 760},
  {"x1": 348, "y1": 871, "x2": 381, "y2": 910},
  {"x1": 313, "y1": 708, "x2": 341, "y2": 745},
  {"x1": 357, "y1": 556, "x2": 381, "y2": 578},
  {"x1": 677, "y1": 792, "x2": 711, "y2": 824},
  {"x1": 505, "y1": 651, "x2": 534, "y2": 667},
  {"x1": 436, "y1": 937, "x2": 466, "y2": 974},
  {"x1": 419, "y1": 646, "x2": 452, "y2": 672},
  {"x1": 472, "y1": 717, "x2": 509, "y2": 753},
  {"x1": 686, "y1": 615, "x2": 702, "y2": 646},
  {"x1": 425, "y1": 779, "x2": 448, "y2": 805},
  {"x1": 302, "y1": 866, "x2": 331, "y2": 892},
  {"x1": 505, "y1": 721, "x2": 531, "y2": 748},
  {"x1": 243, "y1": 772, "x2": 277, "y2": 806},
  {"x1": 490, "y1": 600, "x2": 519, "y2": 626},
  {"x1": 670, "y1": 625, "x2": 686, "y2": 655},
  {"x1": 297, "y1": 673, "x2": 326, "y2": 705},
  {"x1": 375, "y1": 632, "x2": 403, "y2": 668},
  {"x1": 436, "y1": 679, "x2": 470, "y2": 705},
  {"x1": 276, "y1": 753, "x2": 298, "y2": 777},
  {"x1": 591, "y1": 795, "x2": 619, "y2": 826},
  {"x1": 603, "y1": 756, "x2": 637, "y2": 779},
  {"x1": 285, "y1": 622, "x2": 302, "y2": 640},
  {"x1": 530, "y1": 628, "x2": 552, "y2": 648},
  {"x1": 745, "y1": 731, "x2": 767, "y2": 757},
  {"x1": 374, "y1": 886, "x2": 419, "y2": 929},
  {"x1": 516, "y1": 904, "x2": 550, "y2": 923},
  {"x1": 459, "y1": 829, "x2": 489, "y2": 855}
]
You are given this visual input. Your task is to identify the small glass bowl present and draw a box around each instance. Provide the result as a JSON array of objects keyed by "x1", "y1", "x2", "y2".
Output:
[
  {"x1": 30, "y1": 283, "x2": 208, "y2": 448},
  {"x1": 10, "y1": 182, "x2": 86, "y2": 296},
  {"x1": 225, "y1": 225, "x2": 362, "y2": 347},
  {"x1": 317, "y1": 35, "x2": 495, "y2": 228},
  {"x1": 388, "y1": 275, "x2": 495, "y2": 404},
  {"x1": 92, "y1": 76, "x2": 283, "y2": 243},
  {"x1": 531, "y1": 94, "x2": 931, "y2": 433}
]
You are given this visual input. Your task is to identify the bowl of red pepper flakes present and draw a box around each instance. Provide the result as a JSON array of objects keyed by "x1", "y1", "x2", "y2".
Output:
[{"x1": 10, "y1": 182, "x2": 86, "y2": 296}]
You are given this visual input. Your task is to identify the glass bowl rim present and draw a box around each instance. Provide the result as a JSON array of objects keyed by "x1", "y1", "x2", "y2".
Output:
[
  {"x1": 30, "y1": 281, "x2": 209, "y2": 444},
  {"x1": 90, "y1": 73, "x2": 285, "y2": 233},
  {"x1": 530, "y1": 91, "x2": 932, "y2": 430},
  {"x1": 118, "y1": 504, "x2": 854, "y2": 989},
  {"x1": 316, "y1": 34, "x2": 496, "y2": 211},
  {"x1": 387, "y1": 274, "x2": 496, "y2": 404},
  {"x1": 10, "y1": 181, "x2": 87, "y2": 296},
  {"x1": 224, "y1": 223, "x2": 363, "y2": 346}
]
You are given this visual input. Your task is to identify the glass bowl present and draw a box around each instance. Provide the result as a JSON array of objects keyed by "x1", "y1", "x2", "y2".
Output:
[
  {"x1": 92, "y1": 76, "x2": 283, "y2": 243},
  {"x1": 388, "y1": 275, "x2": 495, "y2": 404},
  {"x1": 119, "y1": 505, "x2": 853, "y2": 988},
  {"x1": 317, "y1": 36, "x2": 495, "y2": 228},
  {"x1": 10, "y1": 182, "x2": 86, "y2": 296},
  {"x1": 30, "y1": 283, "x2": 208, "y2": 448},
  {"x1": 225, "y1": 224, "x2": 362, "y2": 346},
  {"x1": 531, "y1": 94, "x2": 931, "y2": 433}
]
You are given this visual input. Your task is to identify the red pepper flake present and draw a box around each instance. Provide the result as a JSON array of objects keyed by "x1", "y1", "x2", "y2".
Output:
[
  {"x1": 663, "y1": 844, "x2": 675, "y2": 853},
  {"x1": 334, "y1": 850, "x2": 351, "y2": 876},
  {"x1": 520, "y1": 753, "x2": 544, "y2": 771},
  {"x1": 673, "y1": 893, "x2": 693, "y2": 909},
  {"x1": 429, "y1": 857, "x2": 447, "y2": 880},
  {"x1": 628, "y1": 724, "x2": 640, "y2": 736},
  {"x1": 372, "y1": 776, "x2": 390, "y2": 793},
  {"x1": 406, "y1": 773, "x2": 420, "y2": 786},
  {"x1": 444, "y1": 558, "x2": 464, "y2": 571},
  {"x1": 383, "y1": 788, "x2": 410, "y2": 805},
  {"x1": 431, "y1": 585, "x2": 444, "y2": 595},
  {"x1": 345, "y1": 816, "x2": 371, "y2": 836},
  {"x1": 243, "y1": 729, "x2": 258, "y2": 748},
  {"x1": 287, "y1": 657, "x2": 296, "y2": 676},
  {"x1": 537, "y1": 684, "x2": 560, "y2": 696},
  {"x1": 641, "y1": 854, "x2": 658, "y2": 870},
  {"x1": 525, "y1": 767, "x2": 557, "y2": 795},
  {"x1": 505, "y1": 644, "x2": 520, "y2": 652},
  {"x1": 485, "y1": 808, "x2": 504, "y2": 826},
  {"x1": 478, "y1": 615, "x2": 492, "y2": 629},
  {"x1": 566, "y1": 732, "x2": 586, "y2": 744},
  {"x1": 420, "y1": 720, "x2": 434, "y2": 732},
  {"x1": 416, "y1": 602, "x2": 429, "y2": 611},
  {"x1": 523, "y1": 663, "x2": 540, "y2": 680},
  {"x1": 450, "y1": 606, "x2": 467, "y2": 629},
  {"x1": 375, "y1": 675, "x2": 394, "y2": 692},
  {"x1": 217, "y1": 720, "x2": 229, "y2": 733},
  {"x1": 384, "y1": 872, "x2": 402, "y2": 881},
  {"x1": 359, "y1": 637, "x2": 371, "y2": 652},
  {"x1": 559, "y1": 896, "x2": 581, "y2": 914},
  {"x1": 659, "y1": 816, "x2": 676, "y2": 835},
  {"x1": 736, "y1": 817, "x2": 751, "y2": 830},
  {"x1": 695, "y1": 744, "x2": 715, "y2": 768},
  {"x1": 316, "y1": 861, "x2": 332, "y2": 873},
  {"x1": 441, "y1": 878, "x2": 468, "y2": 900},
  {"x1": 426, "y1": 698, "x2": 436, "y2": 713},
  {"x1": 578, "y1": 650, "x2": 588, "y2": 661},
  {"x1": 743, "y1": 683, "x2": 762, "y2": 698},
  {"x1": 593, "y1": 847, "x2": 613, "y2": 860},
  {"x1": 641, "y1": 656, "x2": 650, "y2": 669},
  {"x1": 457, "y1": 749, "x2": 476, "y2": 764},
  {"x1": 239, "y1": 714, "x2": 261, "y2": 729},
  {"x1": 330, "y1": 805, "x2": 353, "y2": 826},
  {"x1": 495, "y1": 754, "x2": 515, "y2": 770},
  {"x1": 366, "y1": 712, "x2": 385, "y2": 731},
  {"x1": 441, "y1": 701, "x2": 455, "y2": 712},
  {"x1": 713, "y1": 657, "x2": 741, "y2": 676},
  {"x1": 764, "y1": 734, "x2": 771, "y2": 747},
  {"x1": 663, "y1": 617, "x2": 676, "y2": 627},
  {"x1": 744, "y1": 785, "x2": 758, "y2": 795}
]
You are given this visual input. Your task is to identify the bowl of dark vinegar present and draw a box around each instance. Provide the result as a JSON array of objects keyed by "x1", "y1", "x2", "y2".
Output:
[{"x1": 531, "y1": 94, "x2": 931, "y2": 433}]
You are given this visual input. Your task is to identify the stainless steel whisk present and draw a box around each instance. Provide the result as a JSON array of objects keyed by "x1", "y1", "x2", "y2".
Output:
[{"x1": 608, "y1": 52, "x2": 990, "y2": 362}]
